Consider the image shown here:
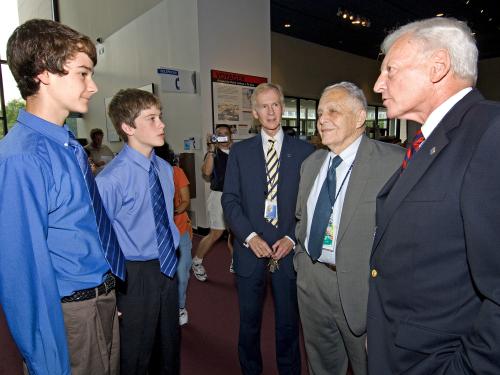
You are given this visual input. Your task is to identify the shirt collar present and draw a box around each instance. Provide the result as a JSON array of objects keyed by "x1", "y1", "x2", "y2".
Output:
[
  {"x1": 121, "y1": 144, "x2": 156, "y2": 172},
  {"x1": 261, "y1": 127, "x2": 284, "y2": 145},
  {"x1": 421, "y1": 87, "x2": 473, "y2": 139},
  {"x1": 328, "y1": 134, "x2": 362, "y2": 164},
  {"x1": 17, "y1": 109, "x2": 72, "y2": 146}
]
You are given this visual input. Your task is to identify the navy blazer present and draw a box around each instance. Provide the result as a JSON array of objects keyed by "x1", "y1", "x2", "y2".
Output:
[
  {"x1": 367, "y1": 89, "x2": 500, "y2": 374},
  {"x1": 222, "y1": 134, "x2": 314, "y2": 278}
]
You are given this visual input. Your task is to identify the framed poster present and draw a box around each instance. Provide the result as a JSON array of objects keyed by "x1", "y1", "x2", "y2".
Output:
[{"x1": 211, "y1": 70, "x2": 267, "y2": 140}]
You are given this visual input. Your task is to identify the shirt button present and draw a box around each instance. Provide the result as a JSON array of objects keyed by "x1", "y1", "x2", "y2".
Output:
[{"x1": 371, "y1": 269, "x2": 378, "y2": 278}]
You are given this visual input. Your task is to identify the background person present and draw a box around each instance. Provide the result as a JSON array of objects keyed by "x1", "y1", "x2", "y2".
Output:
[
  {"x1": 192, "y1": 124, "x2": 234, "y2": 281},
  {"x1": 85, "y1": 127, "x2": 115, "y2": 174},
  {"x1": 368, "y1": 17, "x2": 500, "y2": 374},
  {"x1": 155, "y1": 143, "x2": 193, "y2": 326},
  {"x1": 294, "y1": 82, "x2": 404, "y2": 375}
]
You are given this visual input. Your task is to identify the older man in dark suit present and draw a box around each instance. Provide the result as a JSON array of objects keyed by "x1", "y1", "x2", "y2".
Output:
[
  {"x1": 222, "y1": 83, "x2": 313, "y2": 375},
  {"x1": 368, "y1": 17, "x2": 500, "y2": 374},
  {"x1": 294, "y1": 82, "x2": 403, "y2": 375}
]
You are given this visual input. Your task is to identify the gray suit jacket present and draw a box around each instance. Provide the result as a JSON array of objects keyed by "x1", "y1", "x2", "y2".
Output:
[{"x1": 294, "y1": 135, "x2": 404, "y2": 335}]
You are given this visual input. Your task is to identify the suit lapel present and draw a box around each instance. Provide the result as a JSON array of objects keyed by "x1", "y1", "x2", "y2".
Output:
[
  {"x1": 337, "y1": 135, "x2": 372, "y2": 245},
  {"x1": 252, "y1": 135, "x2": 267, "y2": 191},
  {"x1": 372, "y1": 89, "x2": 484, "y2": 253}
]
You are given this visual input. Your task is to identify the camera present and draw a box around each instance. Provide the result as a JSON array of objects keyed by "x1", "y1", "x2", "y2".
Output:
[{"x1": 209, "y1": 134, "x2": 229, "y2": 143}]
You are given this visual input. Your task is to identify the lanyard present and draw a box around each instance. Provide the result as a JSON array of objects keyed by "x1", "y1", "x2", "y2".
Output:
[{"x1": 327, "y1": 158, "x2": 354, "y2": 206}]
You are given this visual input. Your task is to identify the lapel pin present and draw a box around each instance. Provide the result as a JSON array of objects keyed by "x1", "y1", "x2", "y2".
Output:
[{"x1": 430, "y1": 147, "x2": 436, "y2": 155}]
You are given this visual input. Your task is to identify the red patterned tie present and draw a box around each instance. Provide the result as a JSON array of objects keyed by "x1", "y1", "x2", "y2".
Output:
[{"x1": 402, "y1": 129, "x2": 425, "y2": 170}]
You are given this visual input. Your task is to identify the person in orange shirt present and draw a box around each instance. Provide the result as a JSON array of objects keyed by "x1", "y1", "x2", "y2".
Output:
[{"x1": 155, "y1": 144, "x2": 192, "y2": 326}]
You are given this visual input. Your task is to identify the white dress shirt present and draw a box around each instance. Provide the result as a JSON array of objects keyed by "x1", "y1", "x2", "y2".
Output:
[
  {"x1": 245, "y1": 127, "x2": 291, "y2": 245},
  {"x1": 421, "y1": 87, "x2": 472, "y2": 139},
  {"x1": 305, "y1": 135, "x2": 362, "y2": 265}
]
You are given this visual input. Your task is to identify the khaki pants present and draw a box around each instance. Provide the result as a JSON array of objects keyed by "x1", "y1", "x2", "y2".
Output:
[{"x1": 62, "y1": 290, "x2": 120, "y2": 375}]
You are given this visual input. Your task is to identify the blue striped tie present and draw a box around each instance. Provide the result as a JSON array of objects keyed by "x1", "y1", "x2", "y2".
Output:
[
  {"x1": 68, "y1": 132, "x2": 126, "y2": 280},
  {"x1": 149, "y1": 162, "x2": 178, "y2": 277}
]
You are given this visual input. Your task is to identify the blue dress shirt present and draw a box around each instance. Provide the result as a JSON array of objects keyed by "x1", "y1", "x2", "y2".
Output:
[
  {"x1": 0, "y1": 110, "x2": 111, "y2": 375},
  {"x1": 96, "y1": 144, "x2": 180, "y2": 261}
]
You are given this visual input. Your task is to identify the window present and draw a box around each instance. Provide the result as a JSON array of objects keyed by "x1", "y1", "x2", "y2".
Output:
[
  {"x1": 1, "y1": 0, "x2": 23, "y2": 140},
  {"x1": 365, "y1": 105, "x2": 401, "y2": 142},
  {"x1": 282, "y1": 96, "x2": 318, "y2": 138}
]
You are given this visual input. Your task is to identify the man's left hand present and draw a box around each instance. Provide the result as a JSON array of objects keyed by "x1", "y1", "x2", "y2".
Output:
[{"x1": 271, "y1": 237, "x2": 294, "y2": 260}]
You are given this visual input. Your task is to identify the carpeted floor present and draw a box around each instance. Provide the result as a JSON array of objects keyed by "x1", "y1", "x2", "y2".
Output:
[{"x1": 181, "y1": 234, "x2": 310, "y2": 375}]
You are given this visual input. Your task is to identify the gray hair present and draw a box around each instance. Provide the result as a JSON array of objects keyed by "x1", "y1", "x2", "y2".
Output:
[
  {"x1": 321, "y1": 81, "x2": 367, "y2": 112},
  {"x1": 251, "y1": 82, "x2": 285, "y2": 109},
  {"x1": 381, "y1": 17, "x2": 478, "y2": 85}
]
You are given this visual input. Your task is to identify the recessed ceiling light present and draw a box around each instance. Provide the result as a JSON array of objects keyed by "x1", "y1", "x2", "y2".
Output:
[
  {"x1": 481, "y1": 9, "x2": 484, "y2": 13},
  {"x1": 284, "y1": 23, "x2": 291, "y2": 28},
  {"x1": 436, "y1": 13, "x2": 444, "y2": 17}
]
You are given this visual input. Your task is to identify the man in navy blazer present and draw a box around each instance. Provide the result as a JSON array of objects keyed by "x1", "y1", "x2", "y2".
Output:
[
  {"x1": 222, "y1": 83, "x2": 314, "y2": 375},
  {"x1": 368, "y1": 17, "x2": 500, "y2": 374}
]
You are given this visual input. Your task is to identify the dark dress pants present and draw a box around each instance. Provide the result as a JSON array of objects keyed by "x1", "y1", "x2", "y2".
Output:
[
  {"x1": 236, "y1": 259, "x2": 301, "y2": 375},
  {"x1": 118, "y1": 260, "x2": 179, "y2": 375}
]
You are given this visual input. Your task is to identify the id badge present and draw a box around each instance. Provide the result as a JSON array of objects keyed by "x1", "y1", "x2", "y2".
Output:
[
  {"x1": 322, "y1": 216, "x2": 335, "y2": 251},
  {"x1": 264, "y1": 199, "x2": 278, "y2": 221}
]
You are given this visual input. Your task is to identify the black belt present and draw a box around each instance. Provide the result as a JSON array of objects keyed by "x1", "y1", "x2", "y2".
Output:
[
  {"x1": 61, "y1": 273, "x2": 116, "y2": 303},
  {"x1": 323, "y1": 263, "x2": 337, "y2": 272}
]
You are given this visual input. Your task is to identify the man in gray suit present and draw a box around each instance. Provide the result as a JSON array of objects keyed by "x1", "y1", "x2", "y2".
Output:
[{"x1": 294, "y1": 82, "x2": 404, "y2": 375}]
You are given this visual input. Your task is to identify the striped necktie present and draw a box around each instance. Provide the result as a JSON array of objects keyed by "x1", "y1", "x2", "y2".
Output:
[
  {"x1": 68, "y1": 132, "x2": 126, "y2": 280},
  {"x1": 265, "y1": 139, "x2": 279, "y2": 227},
  {"x1": 308, "y1": 155, "x2": 342, "y2": 261},
  {"x1": 149, "y1": 163, "x2": 178, "y2": 277},
  {"x1": 402, "y1": 129, "x2": 425, "y2": 170}
]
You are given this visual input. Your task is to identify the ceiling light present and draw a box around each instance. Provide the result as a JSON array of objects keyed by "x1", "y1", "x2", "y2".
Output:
[
  {"x1": 284, "y1": 23, "x2": 291, "y2": 28},
  {"x1": 436, "y1": 13, "x2": 444, "y2": 17},
  {"x1": 337, "y1": 8, "x2": 371, "y2": 28},
  {"x1": 481, "y1": 9, "x2": 484, "y2": 13}
]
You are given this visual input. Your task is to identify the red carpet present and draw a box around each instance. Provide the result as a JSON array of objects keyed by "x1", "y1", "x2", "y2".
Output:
[{"x1": 181, "y1": 234, "x2": 309, "y2": 375}]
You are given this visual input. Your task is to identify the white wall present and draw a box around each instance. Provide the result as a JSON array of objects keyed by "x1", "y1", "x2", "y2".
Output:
[
  {"x1": 83, "y1": 0, "x2": 201, "y2": 154},
  {"x1": 17, "y1": 0, "x2": 52, "y2": 22},
  {"x1": 74, "y1": 0, "x2": 271, "y2": 228},
  {"x1": 195, "y1": 0, "x2": 271, "y2": 227},
  {"x1": 59, "y1": 0, "x2": 161, "y2": 42}
]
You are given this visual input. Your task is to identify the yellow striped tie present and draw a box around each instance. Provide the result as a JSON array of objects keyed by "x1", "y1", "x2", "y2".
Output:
[{"x1": 265, "y1": 139, "x2": 279, "y2": 227}]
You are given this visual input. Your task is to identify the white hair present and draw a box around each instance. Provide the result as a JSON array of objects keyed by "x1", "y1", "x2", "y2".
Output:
[
  {"x1": 381, "y1": 17, "x2": 478, "y2": 85},
  {"x1": 321, "y1": 81, "x2": 367, "y2": 112}
]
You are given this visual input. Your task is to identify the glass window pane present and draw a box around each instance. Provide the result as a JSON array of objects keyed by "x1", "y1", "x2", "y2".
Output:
[
  {"x1": 282, "y1": 97, "x2": 297, "y2": 130},
  {"x1": 299, "y1": 99, "x2": 316, "y2": 136},
  {"x1": 1, "y1": 0, "x2": 21, "y2": 139},
  {"x1": 2, "y1": 64, "x2": 24, "y2": 139},
  {"x1": 365, "y1": 105, "x2": 376, "y2": 138},
  {"x1": 1, "y1": 1, "x2": 20, "y2": 59}
]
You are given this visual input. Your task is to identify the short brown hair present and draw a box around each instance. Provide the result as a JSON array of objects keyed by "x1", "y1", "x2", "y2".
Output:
[
  {"x1": 108, "y1": 88, "x2": 162, "y2": 142},
  {"x1": 90, "y1": 128, "x2": 104, "y2": 138},
  {"x1": 7, "y1": 19, "x2": 97, "y2": 99}
]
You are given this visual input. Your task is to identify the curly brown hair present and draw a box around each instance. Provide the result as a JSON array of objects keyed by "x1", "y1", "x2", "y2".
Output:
[
  {"x1": 7, "y1": 19, "x2": 97, "y2": 99},
  {"x1": 108, "y1": 88, "x2": 162, "y2": 142}
]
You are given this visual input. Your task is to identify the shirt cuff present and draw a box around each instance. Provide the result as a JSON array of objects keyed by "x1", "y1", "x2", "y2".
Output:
[
  {"x1": 244, "y1": 232, "x2": 257, "y2": 247},
  {"x1": 285, "y1": 235, "x2": 296, "y2": 249}
]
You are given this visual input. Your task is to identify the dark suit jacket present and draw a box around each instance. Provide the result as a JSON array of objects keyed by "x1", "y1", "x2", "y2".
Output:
[
  {"x1": 222, "y1": 133, "x2": 314, "y2": 278},
  {"x1": 368, "y1": 89, "x2": 500, "y2": 374}
]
